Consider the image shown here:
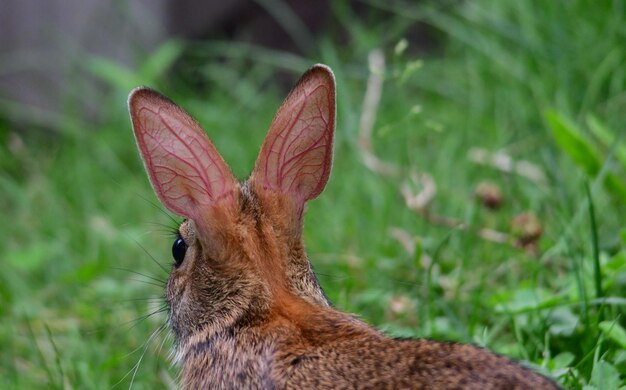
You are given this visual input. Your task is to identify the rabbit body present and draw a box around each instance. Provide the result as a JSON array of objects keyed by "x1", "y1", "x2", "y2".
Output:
[
  {"x1": 128, "y1": 65, "x2": 560, "y2": 389},
  {"x1": 181, "y1": 321, "x2": 555, "y2": 389}
]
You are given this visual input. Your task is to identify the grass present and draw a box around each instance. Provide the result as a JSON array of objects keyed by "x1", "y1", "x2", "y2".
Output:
[{"x1": 1, "y1": 0, "x2": 626, "y2": 388}]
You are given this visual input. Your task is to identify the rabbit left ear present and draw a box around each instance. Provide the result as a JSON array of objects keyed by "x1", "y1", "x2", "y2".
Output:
[
  {"x1": 128, "y1": 88, "x2": 237, "y2": 233},
  {"x1": 251, "y1": 64, "x2": 336, "y2": 207}
]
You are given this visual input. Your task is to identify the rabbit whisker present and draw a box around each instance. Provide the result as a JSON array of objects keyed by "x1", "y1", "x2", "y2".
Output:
[
  {"x1": 118, "y1": 296, "x2": 166, "y2": 303},
  {"x1": 127, "y1": 278, "x2": 166, "y2": 288},
  {"x1": 132, "y1": 239, "x2": 170, "y2": 275},
  {"x1": 146, "y1": 221, "x2": 181, "y2": 237},
  {"x1": 135, "y1": 192, "x2": 181, "y2": 227},
  {"x1": 111, "y1": 267, "x2": 167, "y2": 285},
  {"x1": 129, "y1": 323, "x2": 168, "y2": 390},
  {"x1": 113, "y1": 322, "x2": 168, "y2": 390},
  {"x1": 116, "y1": 306, "x2": 168, "y2": 332},
  {"x1": 83, "y1": 305, "x2": 164, "y2": 335},
  {"x1": 154, "y1": 327, "x2": 174, "y2": 372}
]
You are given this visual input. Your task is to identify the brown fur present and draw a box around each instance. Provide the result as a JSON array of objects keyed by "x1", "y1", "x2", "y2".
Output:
[
  {"x1": 129, "y1": 65, "x2": 560, "y2": 389},
  {"x1": 168, "y1": 182, "x2": 559, "y2": 389}
]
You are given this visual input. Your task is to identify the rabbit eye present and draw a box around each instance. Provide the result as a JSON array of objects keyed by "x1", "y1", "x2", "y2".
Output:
[{"x1": 172, "y1": 236, "x2": 187, "y2": 266}]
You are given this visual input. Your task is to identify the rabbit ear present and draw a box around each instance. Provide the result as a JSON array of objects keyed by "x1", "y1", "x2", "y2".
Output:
[
  {"x1": 252, "y1": 64, "x2": 336, "y2": 206},
  {"x1": 128, "y1": 88, "x2": 237, "y2": 225}
]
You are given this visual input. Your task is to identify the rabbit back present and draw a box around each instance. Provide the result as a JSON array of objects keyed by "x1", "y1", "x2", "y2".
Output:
[{"x1": 180, "y1": 305, "x2": 559, "y2": 389}]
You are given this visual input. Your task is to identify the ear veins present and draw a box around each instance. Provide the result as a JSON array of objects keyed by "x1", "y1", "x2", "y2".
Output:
[
  {"x1": 251, "y1": 66, "x2": 335, "y2": 205},
  {"x1": 266, "y1": 86, "x2": 329, "y2": 191},
  {"x1": 128, "y1": 87, "x2": 237, "y2": 229},
  {"x1": 282, "y1": 85, "x2": 333, "y2": 198},
  {"x1": 141, "y1": 105, "x2": 225, "y2": 198},
  {"x1": 266, "y1": 83, "x2": 332, "y2": 198},
  {"x1": 135, "y1": 105, "x2": 230, "y2": 209}
]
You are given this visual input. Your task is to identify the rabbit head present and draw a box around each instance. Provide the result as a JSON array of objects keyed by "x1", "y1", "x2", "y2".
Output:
[{"x1": 128, "y1": 65, "x2": 335, "y2": 346}]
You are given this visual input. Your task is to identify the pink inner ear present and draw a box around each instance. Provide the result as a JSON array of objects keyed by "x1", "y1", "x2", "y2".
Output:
[
  {"x1": 129, "y1": 88, "x2": 236, "y2": 220},
  {"x1": 253, "y1": 65, "x2": 336, "y2": 203}
]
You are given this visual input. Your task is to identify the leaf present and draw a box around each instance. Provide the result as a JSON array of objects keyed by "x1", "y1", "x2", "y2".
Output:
[
  {"x1": 599, "y1": 321, "x2": 626, "y2": 349},
  {"x1": 548, "y1": 307, "x2": 580, "y2": 336},
  {"x1": 603, "y1": 174, "x2": 626, "y2": 199},
  {"x1": 545, "y1": 110, "x2": 601, "y2": 175},
  {"x1": 551, "y1": 352, "x2": 575, "y2": 369},
  {"x1": 6, "y1": 243, "x2": 54, "y2": 271},
  {"x1": 586, "y1": 115, "x2": 626, "y2": 170},
  {"x1": 605, "y1": 251, "x2": 626, "y2": 273},
  {"x1": 491, "y1": 287, "x2": 562, "y2": 314},
  {"x1": 589, "y1": 360, "x2": 620, "y2": 390},
  {"x1": 85, "y1": 57, "x2": 139, "y2": 91},
  {"x1": 141, "y1": 39, "x2": 185, "y2": 81},
  {"x1": 546, "y1": 110, "x2": 626, "y2": 198}
]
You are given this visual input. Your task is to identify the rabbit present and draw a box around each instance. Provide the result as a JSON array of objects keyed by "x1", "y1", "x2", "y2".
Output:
[{"x1": 128, "y1": 64, "x2": 560, "y2": 389}]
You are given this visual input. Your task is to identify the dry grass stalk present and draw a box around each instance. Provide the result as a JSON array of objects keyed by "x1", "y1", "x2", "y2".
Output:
[{"x1": 358, "y1": 50, "x2": 518, "y2": 248}]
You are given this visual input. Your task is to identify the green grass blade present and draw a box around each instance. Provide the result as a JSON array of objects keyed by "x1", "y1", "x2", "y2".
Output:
[
  {"x1": 585, "y1": 184, "x2": 603, "y2": 304},
  {"x1": 545, "y1": 110, "x2": 601, "y2": 175}
]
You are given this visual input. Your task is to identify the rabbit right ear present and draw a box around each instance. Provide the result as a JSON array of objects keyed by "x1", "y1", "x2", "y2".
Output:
[
  {"x1": 251, "y1": 65, "x2": 336, "y2": 209},
  {"x1": 128, "y1": 88, "x2": 237, "y2": 235}
]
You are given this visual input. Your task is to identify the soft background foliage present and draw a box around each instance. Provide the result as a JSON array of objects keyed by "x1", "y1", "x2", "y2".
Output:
[{"x1": 1, "y1": 1, "x2": 625, "y2": 388}]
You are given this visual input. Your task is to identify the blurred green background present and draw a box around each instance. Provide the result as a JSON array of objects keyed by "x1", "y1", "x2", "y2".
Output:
[{"x1": 1, "y1": 1, "x2": 625, "y2": 388}]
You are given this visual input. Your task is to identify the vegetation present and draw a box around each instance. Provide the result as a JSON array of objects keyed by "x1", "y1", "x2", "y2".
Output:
[{"x1": 1, "y1": 1, "x2": 625, "y2": 388}]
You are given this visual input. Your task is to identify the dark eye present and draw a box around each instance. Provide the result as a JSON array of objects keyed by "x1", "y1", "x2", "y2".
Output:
[{"x1": 172, "y1": 236, "x2": 187, "y2": 266}]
